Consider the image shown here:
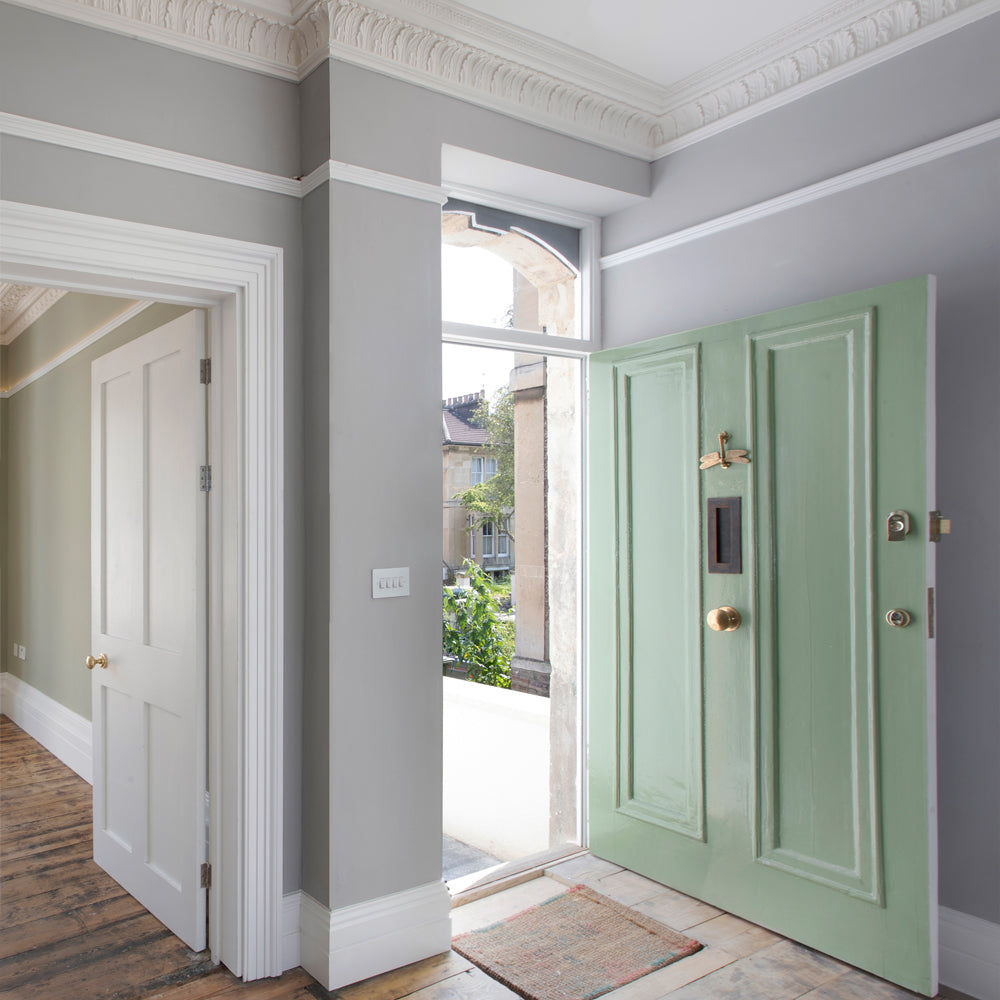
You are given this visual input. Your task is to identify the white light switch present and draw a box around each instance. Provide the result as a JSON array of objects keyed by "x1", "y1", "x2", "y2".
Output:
[{"x1": 372, "y1": 567, "x2": 410, "y2": 599}]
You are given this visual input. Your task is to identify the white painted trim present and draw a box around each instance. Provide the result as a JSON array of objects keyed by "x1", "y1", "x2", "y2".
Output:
[
  {"x1": 301, "y1": 159, "x2": 448, "y2": 204},
  {"x1": 0, "y1": 672, "x2": 93, "y2": 784},
  {"x1": 0, "y1": 200, "x2": 284, "y2": 982},
  {"x1": 0, "y1": 113, "x2": 457, "y2": 208},
  {"x1": 601, "y1": 117, "x2": 1000, "y2": 270},
  {"x1": 940, "y1": 907, "x2": 1000, "y2": 1000},
  {"x1": 1, "y1": 300, "x2": 154, "y2": 397},
  {"x1": 298, "y1": 882, "x2": 452, "y2": 992},
  {"x1": 0, "y1": 112, "x2": 301, "y2": 198},
  {"x1": 282, "y1": 891, "x2": 303, "y2": 971}
]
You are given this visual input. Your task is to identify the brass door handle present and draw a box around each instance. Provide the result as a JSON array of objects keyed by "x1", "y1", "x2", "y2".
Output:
[
  {"x1": 85, "y1": 653, "x2": 109, "y2": 670},
  {"x1": 707, "y1": 607, "x2": 741, "y2": 632}
]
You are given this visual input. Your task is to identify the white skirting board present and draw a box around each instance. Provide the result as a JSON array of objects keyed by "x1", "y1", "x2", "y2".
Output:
[
  {"x1": 296, "y1": 881, "x2": 453, "y2": 990},
  {"x1": 940, "y1": 907, "x2": 1000, "y2": 1000},
  {"x1": 0, "y1": 672, "x2": 93, "y2": 783}
]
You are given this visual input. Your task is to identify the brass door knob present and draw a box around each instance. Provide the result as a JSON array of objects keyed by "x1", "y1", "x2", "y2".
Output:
[
  {"x1": 707, "y1": 607, "x2": 741, "y2": 632},
  {"x1": 885, "y1": 609, "x2": 912, "y2": 628},
  {"x1": 85, "y1": 653, "x2": 109, "y2": 670}
]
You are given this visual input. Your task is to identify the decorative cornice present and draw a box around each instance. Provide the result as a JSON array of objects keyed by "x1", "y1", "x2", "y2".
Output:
[
  {"x1": 295, "y1": 0, "x2": 660, "y2": 156},
  {"x1": 5, "y1": 0, "x2": 998, "y2": 159},
  {"x1": 0, "y1": 282, "x2": 67, "y2": 344},
  {"x1": 653, "y1": 0, "x2": 1000, "y2": 155}
]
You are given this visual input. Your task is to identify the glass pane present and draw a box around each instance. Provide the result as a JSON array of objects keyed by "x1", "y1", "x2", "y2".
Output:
[{"x1": 442, "y1": 201, "x2": 580, "y2": 337}]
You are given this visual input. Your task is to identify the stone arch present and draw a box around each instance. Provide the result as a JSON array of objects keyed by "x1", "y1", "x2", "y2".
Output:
[{"x1": 441, "y1": 210, "x2": 577, "y2": 336}]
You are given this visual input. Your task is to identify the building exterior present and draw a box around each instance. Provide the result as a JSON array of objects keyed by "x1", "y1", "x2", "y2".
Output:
[
  {"x1": 0, "y1": 2, "x2": 997, "y2": 998},
  {"x1": 442, "y1": 392, "x2": 512, "y2": 580}
]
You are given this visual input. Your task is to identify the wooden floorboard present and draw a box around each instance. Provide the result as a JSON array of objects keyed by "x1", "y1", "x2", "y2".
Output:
[{"x1": 0, "y1": 716, "x2": 338, "y2": 1000}]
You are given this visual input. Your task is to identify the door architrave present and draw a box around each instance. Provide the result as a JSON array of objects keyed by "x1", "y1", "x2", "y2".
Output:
[{"x1": 0, "y1": 200, "x2": 285, "y2": 981}]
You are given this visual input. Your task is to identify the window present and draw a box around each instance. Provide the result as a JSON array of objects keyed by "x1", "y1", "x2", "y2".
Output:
[
  {"x1": 481, "y1": 521, "x2": 494, "y2": 557},
  {"x1": 497, "y1": 531, "x2": 509, "y2": 558},
  {"x1": 471, "y1": 456, "x2": 497, "y2": 485}
]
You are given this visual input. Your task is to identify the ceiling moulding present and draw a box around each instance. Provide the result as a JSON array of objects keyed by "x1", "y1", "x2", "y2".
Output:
[
  {"x1": 0, "y1": 283, "x2": 67, "y2": 344},
  {"x1": 9, "y1": 0, "x2": 997, "y2": 159}
]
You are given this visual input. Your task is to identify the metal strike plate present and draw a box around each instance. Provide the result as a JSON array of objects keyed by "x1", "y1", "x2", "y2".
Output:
[
  {"x1": 929, "y1": 510, "x2": 952, "y2": 542},
  {"x1": 887, "y1": 510, "x2": 910, "y2": 541}
]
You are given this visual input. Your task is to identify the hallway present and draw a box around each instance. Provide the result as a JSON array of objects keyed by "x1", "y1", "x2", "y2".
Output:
[{"x1": 0, "y1": 717, "x2": 967, "y2": 1000}]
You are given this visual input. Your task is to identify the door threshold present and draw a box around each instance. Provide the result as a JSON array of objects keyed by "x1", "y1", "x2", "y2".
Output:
[{"x1": 449, "y1": 844, "x2": 586, "y2": 908}]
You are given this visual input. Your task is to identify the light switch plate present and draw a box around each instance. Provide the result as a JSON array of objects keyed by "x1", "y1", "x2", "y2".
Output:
[{"x1": 372, "y1": 567, "x2": 410, "y2": 599}]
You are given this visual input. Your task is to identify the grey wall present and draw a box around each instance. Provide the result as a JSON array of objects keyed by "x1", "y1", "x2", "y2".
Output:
[
  {"x1": 0, "y1": 3, "x2": 299, "y2": 175},
  {"x1": 0, "y1": 1, "x2": 306, "y2": 893},
  {"x1": 2, "y1": 300, "x2": 191, "y2": 718},
  {"x1": 0, "y1": 0, "x2": 647, "y2": 916},
  {"x1": 600, "y1": 17, "x2": 1000, "y2": 926}
]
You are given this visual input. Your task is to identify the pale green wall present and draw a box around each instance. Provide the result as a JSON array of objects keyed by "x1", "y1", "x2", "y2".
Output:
[{"x1": 2, "y1": 299, "x2": 192, "y2": 719}]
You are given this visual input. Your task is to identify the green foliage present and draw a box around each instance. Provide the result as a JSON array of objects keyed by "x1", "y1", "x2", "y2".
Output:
[
  {"x1": 454, "y1": 387, "x2": 515, "y2": 540},
  {"x1": 442, "y1": 560, "x2": 513, "y2": 688}
]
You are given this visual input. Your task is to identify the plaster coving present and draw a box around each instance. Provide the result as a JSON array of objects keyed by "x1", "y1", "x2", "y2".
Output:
[{"x1": 7, "y1": 0, "x2": 997, "y2": 158}]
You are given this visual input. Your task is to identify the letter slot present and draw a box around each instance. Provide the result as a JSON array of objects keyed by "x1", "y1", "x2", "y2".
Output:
[{"x1": 708, "y1": 496, "x2": 742, "y2": 574}]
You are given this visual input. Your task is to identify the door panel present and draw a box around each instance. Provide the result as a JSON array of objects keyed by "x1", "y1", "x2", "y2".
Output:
[
  {"x1": 614, "y1": 348, "x2": 703, "y2": 840},
  {"x1": 750, "y1": 315, "x2": 880, "y2": 902},
  {"x1": 589, "y1": 278, "x2": 936, "y2": 994},
  {"x1": 91, "y1": 310, "x2": 207, "y2": 952}
]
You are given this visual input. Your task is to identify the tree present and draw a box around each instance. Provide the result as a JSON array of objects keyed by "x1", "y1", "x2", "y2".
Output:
[
  {"x1": 454, "y1": 386, "x2": 515, "y2": 540},
  {"x1": 442, "y1": 560, "x2": 512, "y2": 688}
]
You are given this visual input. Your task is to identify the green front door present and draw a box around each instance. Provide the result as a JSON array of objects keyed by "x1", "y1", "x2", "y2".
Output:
[{"x1": 588, "y1": 278, "x2": 937, "y2": 994}]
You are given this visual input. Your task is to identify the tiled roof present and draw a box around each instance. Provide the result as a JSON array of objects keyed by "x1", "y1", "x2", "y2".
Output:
[{"x1": 443, "y1": 409, "x2": 488, "y2": 445}]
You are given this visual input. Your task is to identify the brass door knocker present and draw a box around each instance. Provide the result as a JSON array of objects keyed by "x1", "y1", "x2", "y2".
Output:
[{"x1": 700, "y1": 431, "x2": 750, "y2": 471}]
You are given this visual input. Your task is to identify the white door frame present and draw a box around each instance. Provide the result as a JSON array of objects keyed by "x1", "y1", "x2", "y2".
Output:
[{"x1": 0, "y1": 200, "x2": 285, "y2": 981}]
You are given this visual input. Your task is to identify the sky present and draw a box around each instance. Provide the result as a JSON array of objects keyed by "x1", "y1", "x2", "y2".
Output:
[{"x1": 442, "y1": 244, "x2": 517, "y2": 400}]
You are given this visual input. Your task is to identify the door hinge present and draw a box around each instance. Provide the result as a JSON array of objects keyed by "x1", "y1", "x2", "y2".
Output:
[
  {"x1": 929, "y1": 510, "x2": 951, "y2": 542},
  {"x1": 200, "y1": 465, "x2": 212, "y2": 492},
  {"x1": 200, "y1": 358, "x2": 211, "y2": 384},
  {"x1": 200, "y1": 862, "x2": 212, "y2": 889}
]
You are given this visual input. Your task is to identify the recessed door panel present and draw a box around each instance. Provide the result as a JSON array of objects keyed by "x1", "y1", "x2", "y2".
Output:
[
  {"x1": 750, "y1": 316, "x2": 880, "y2": 901},
  {"x1": 614, "y1": 349, "x2": 703, "y2": 839}
]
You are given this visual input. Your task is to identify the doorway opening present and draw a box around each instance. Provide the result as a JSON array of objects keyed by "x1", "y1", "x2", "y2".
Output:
[
  {"x1": 440, "y1": 198, "x2": 587, "y2": 890},
  {"x1": 0, "y1": 201, "x2": 285, "y2": 981}
]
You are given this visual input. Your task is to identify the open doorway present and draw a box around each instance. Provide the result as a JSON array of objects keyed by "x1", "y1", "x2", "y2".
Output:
[
  {"x1": 439, "y1": 198, "x2": 587, "y2": 890},
  {"x1": 0, "y1": 202, "x2": 285, "y2": 981}
]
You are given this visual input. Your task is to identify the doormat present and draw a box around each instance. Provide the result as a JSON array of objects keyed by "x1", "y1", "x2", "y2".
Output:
[{"x1": 452, "y1": 884, "x2": 702, "y2": 1000}]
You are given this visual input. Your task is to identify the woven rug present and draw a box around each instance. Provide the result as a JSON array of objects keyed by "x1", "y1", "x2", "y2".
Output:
[{"x1": 452, "y1": 884, "x2": 702, "y2": 1000}]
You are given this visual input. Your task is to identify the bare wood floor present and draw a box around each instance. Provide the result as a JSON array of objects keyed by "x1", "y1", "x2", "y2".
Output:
[{"x1": 0, "y1": 717, "x2": 969, "y2": 1000}]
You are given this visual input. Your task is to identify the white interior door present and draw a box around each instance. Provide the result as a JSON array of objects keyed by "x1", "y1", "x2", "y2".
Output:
[{"x1": 90, "y1": 309, "x2": 208, "y2": 951}]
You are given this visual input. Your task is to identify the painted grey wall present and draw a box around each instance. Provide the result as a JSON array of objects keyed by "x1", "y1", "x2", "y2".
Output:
[
  {"x1": 0, "y1": 19, "x2": 307, "y2": 888},
  {"x1": 0, "y1": 2, "x2": 300, "y2": 176},
  {"x1": 603, "y1": 15, "x2": 1000, "y2": 257},
  {"x1": 600, "y1": 25, "x2": 1000, "y2": 927},
  {"x1": 326, "y1": 60, "x2": 650, "y2": 194},
  {"x1": 2, "y1": 301, "x2": 191, "y2": 718}
]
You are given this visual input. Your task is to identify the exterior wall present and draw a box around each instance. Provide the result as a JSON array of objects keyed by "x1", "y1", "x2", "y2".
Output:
[{"x1": 600, "y1": 14, "x2": 1000, "y2": 927}]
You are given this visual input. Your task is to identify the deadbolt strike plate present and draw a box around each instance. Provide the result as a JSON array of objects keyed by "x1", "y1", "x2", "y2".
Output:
[{"x1": 929, "y1": 510, "x2": 952, "y2": 542}]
